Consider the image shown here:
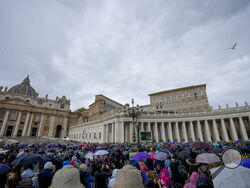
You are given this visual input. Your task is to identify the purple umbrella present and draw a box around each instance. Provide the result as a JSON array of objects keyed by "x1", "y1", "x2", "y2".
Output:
[
  {"x1": 154, "y1": 152, "x2": 169, "y2": 161},
  {"x1": 131, "y1": 152, "x2": 150, "y2": 161},
  {"x1": 190, "y1": 142, "x2": 209, "y2": 149},
  {"x1": 0, "y1": 164, "x2": 11, "y2": 174}
]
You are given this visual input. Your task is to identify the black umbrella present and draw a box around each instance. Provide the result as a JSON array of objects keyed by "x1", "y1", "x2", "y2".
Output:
[
  {"x1": 11, "y1": 154, "x2": 44, "y2": 167},
  {"x1": 178, "y1": 150, "x2": 191, "y2": 160},
  {"x1": 209, "y1": 148, "x2": 223, "y2": 155}
]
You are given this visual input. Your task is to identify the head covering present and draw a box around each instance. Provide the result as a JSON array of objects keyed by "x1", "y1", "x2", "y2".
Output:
[
  {"x1": 22, "y1": 168, "x2": 34, "y2": 179},
  {"x1": 113, "y1": 165, "x2": 143, "y2": 188},
  {"x1": 44, "y1": 161, "x2": 54, "y2": 170},
  {"x1": 183, "y1": 172, "x2": 199, "y2": 188},
  {"x1": 158, "y1": 168, "x2": 173, "y2": 187},
  {"x1": 112, "y1": 169, "x2": 118, "y2": 178},
  {"x1": 50, "y1": 165, "x2": 84, "y2": 188},
  {"x1": 63, "y1": 161, "x2": 71, "y2": 167},
  {"x1": 132, "y1": 161, "x2": 141, "y2": 170},
  {"x1": 80, "y1": 164, "x2": 87, "y2": 171}
]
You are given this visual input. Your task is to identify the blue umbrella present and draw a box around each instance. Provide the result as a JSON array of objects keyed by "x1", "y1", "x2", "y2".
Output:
[
  {"x1": 0, "y1": 164, "x2": 11, "y2": 174},
  {"x1": 131, "y1": 152, "x2": 150, "y2": 161},
  {"x1": 154, "y1": 152, "x2": 169, "y2": 161},
  {"x1": 48, "y1": 147, "x2": 56, "y2": 151}
]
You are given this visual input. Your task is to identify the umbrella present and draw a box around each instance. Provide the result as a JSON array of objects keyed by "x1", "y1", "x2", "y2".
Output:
[
  {"x1": 48, "y1": 147, "x2": 56, "y2": 151},
  {"x1": 11, "y1": 154, "x2": 44, "y2": 167},
  {"x1": 190, "y1": 142, "x2": 209, "y2": 149},
  {"x1": 211, "y1": 158, "x2": 250, "y2": 188},
  {"x1": 213, "y1": 143, "x2": 220, "y2": 146},
  {"x1": 196, "y1": 153, "x2": 220, "y2": 164},
  {"x1": 94, "y1": 150, "x2": 109, "y2": 156},
  {"x1": 56, "y1": 148, "x2": 63, "y2": 152},
  {"x1": 178, "y1": 150, "x2": 191, "y2": 160},
  {"x1": 0, "y1": 150, "x2": 8, "y2": 154},
  {"x1": 154, "y1": 152, "x2": 168, "y2": 161},
  {"x1": 85, "y1": 152, "x2": 94, "y2": 159},
  {"x1": 150, "y1": 152, "x2": 156, "y2": 160},
  {"x1": 131, "y1": 152, "x2": 150, "y2": 161},
  {"x1": 0, "y1": 164, "x2": 11, "y2": 174}
]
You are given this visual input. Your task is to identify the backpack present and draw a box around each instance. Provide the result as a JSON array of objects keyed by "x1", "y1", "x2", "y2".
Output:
[
  {"x1": 19, "y1": 178, "x2": 34, "y2": 188},
  {"x1": 196, "y1": 172, "x2": 214, "y2": 188},
  {"x1": 178, "y1": 162, "x2": 187, "y2": 179}
]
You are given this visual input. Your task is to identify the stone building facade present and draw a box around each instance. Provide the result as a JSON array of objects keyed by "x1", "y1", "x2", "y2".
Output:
[
  {"x1": 69, "y1": 85, "x2": 250, "y2": 143},
  {"x1": 149, "y1": 84, "x2": 210, "y2": 113},
  {"x1": 0, "y1": 76, "x2": 73, "y2": 138}
]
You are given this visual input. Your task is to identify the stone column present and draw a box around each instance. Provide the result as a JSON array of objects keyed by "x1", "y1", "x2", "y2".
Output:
[
  {"x1": 27, "y1": 113, "x2": 34, "y2": 137},
  {"x1": 154, "y1": 122, "x2": 159, "y2": 142},
  {"x1": 37, "y1": 114, "x2": 45, "y2": 137},
  {"x1": 197, "y1": 120, "x2": 203, "y2": 141},
  {"x1": 102, "y1": 125, "x2": 106, "y2": 143},
  {"x1": 48, "y1": 115, "x2": 56, "y2": 137},
  {"x1": 62, "y1": 117, "x2": 68, "y2": 137},
  {"x1": 161, "y1": 122, "x2": 166, "y2": 142},
  {"x1": 189, "y1": 121, "x2": 195, "y2": 141},
  {"x1": 0, "y1": 110, "x2": 10, "y2": 136},
  {"x1": 13, "y1": 112, "x2": 22, "y2": 137},
  {"x1": 105, "y1": 124, "x2": 109, "y2": 143},
  {"x1": 121, "y1": 121, "x2": 125, "y2": 143},
  {"x1": 141, "y1": 122, "x2": 144, "y2": 131},
  {"x1": 167, "y1": 122, "x2": 173, "y2": 142},
  {"x1": 229, "y1": 118, "x2": 238, "y2": 141},
  {"x1": 115, "y1": 120, "x2": 120, "y2": 142},
  {"x1": 204, "y1": 120, "x2": 212, "y2": 142},
  {"x1": 239, "y1": 117, "x2": 249, "y2": 141},
  {"x1": 181, "y1": 121, "x2": 188, "y2": 142},
  {"x1": 111, "y1": 122, "x2": 115, "y2": 142},
  {"x1": 130, "y1": 122, "x2": 134, "y2": 143},
  {"x1": 175, "y1": 122, "x2": 180, "y2": 142},
  {"x1": 22, "y1": 112, "x2": 30, "y2": 136},
  {"x1": 221, "y1": 119, "x2": 229, "y2": 142},
  {"x1": 212, "y1": 119, "x2": 220, "y2": 141}
]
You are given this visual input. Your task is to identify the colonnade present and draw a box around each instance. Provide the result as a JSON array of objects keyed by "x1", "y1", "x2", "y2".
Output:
[{"x1": 70, "y1": 115, "x2": 250, "y2": 143}]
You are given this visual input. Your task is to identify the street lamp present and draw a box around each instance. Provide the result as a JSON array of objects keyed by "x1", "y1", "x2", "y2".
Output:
[{"x1": 123, "y1": 99, "x2": 143, "y2": 143}]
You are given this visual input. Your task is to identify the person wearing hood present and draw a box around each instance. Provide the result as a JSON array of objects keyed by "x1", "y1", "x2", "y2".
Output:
[
  {"x1": 132, "y1": 161, "x2": 147, "y2": 184},
  {"x1": 108, "y1": 169, "x2": 118, "y2": 188},
  {"x1": 38, "y1": 162, "x2": 55, "y2": 188},
  {"x1": 79, "y1": 164, "x2": 94, "y2": 188},
  {"x1": 183, "y1": 171, "x2": 199, "y2": 188},
  {"x1": 20, "y1": 164, "x2": 38, "y2": 188},
  {"x1": 158, "y1": 168, "x2": 173, "y2": 188},
  {"x1": 185, "y1": 152, "x2": 200, "y2": 176}
]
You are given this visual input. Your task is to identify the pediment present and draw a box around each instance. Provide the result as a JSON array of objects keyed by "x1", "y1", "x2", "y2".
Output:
[{"x1": 0, "y1": 97, "x2": 32, "y2": 106}]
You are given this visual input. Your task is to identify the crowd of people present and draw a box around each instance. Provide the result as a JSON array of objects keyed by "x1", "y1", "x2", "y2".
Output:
[{"x1": 0, "y1": 140, "x2": 249, "y2": 188}]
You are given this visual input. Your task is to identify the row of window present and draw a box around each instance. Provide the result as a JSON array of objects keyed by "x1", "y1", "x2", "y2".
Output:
[
  {"x1": 70, "y1": 131, "x2": 102, "y2": 140},
  {"x1": 0, "y1": 110, "x2": 64, "y2": 123},
  {"x1": 155, "y1": 99, "x2": 207, "y2": 109},
  {"x1": 152, "y1": 90, "x2": 205, "y2": 103}
]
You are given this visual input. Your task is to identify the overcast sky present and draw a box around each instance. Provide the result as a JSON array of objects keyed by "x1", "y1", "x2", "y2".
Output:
[{"x1": 1, "y1": 0, "x2": 250, "y2": 110}]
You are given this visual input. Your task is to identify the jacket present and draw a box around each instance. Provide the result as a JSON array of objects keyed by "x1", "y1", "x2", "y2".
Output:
[
  {"x1": 38, "y1": 169, "x2": 54, "y2": 188},
  {"x1": 80, "y1": 171, "x2": 94, "y2": 188}
]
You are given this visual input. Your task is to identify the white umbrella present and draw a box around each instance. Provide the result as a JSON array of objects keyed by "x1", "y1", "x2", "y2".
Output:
[
  {"x1": 211, "y1": 165, "x2": 250, "y2": 188},
  {"x1": 94, "y1": 150, "x2": 109, "y2": 156},
  {"x1": 196, "y1": 153, "x2": 220, "y2": 164},
  {"x1": 85, "y1": 152, "x2": 94, "y2": 159},
  {"x1": 0, "y1": 150, "x2": 8, "y2": 154}
]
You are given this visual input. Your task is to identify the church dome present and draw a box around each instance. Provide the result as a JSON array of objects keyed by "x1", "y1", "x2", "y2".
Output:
[{"x1": 7, "y1": 75, "x2": 38, "y2": 98}]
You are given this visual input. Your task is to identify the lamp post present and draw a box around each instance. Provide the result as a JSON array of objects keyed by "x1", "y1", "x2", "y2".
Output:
[{"x1": 123, "y1": 99, "x2": 143, "y2": 143}]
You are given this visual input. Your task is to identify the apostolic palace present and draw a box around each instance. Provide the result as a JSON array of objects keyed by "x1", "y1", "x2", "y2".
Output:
[{"x1": 0, "y1": 76, "x2": 249, "y2": 143}]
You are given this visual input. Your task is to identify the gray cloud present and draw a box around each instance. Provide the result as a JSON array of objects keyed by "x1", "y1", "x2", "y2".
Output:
[{"x1": 1, "y1": 0, "x2": 250, "y2": 110}]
